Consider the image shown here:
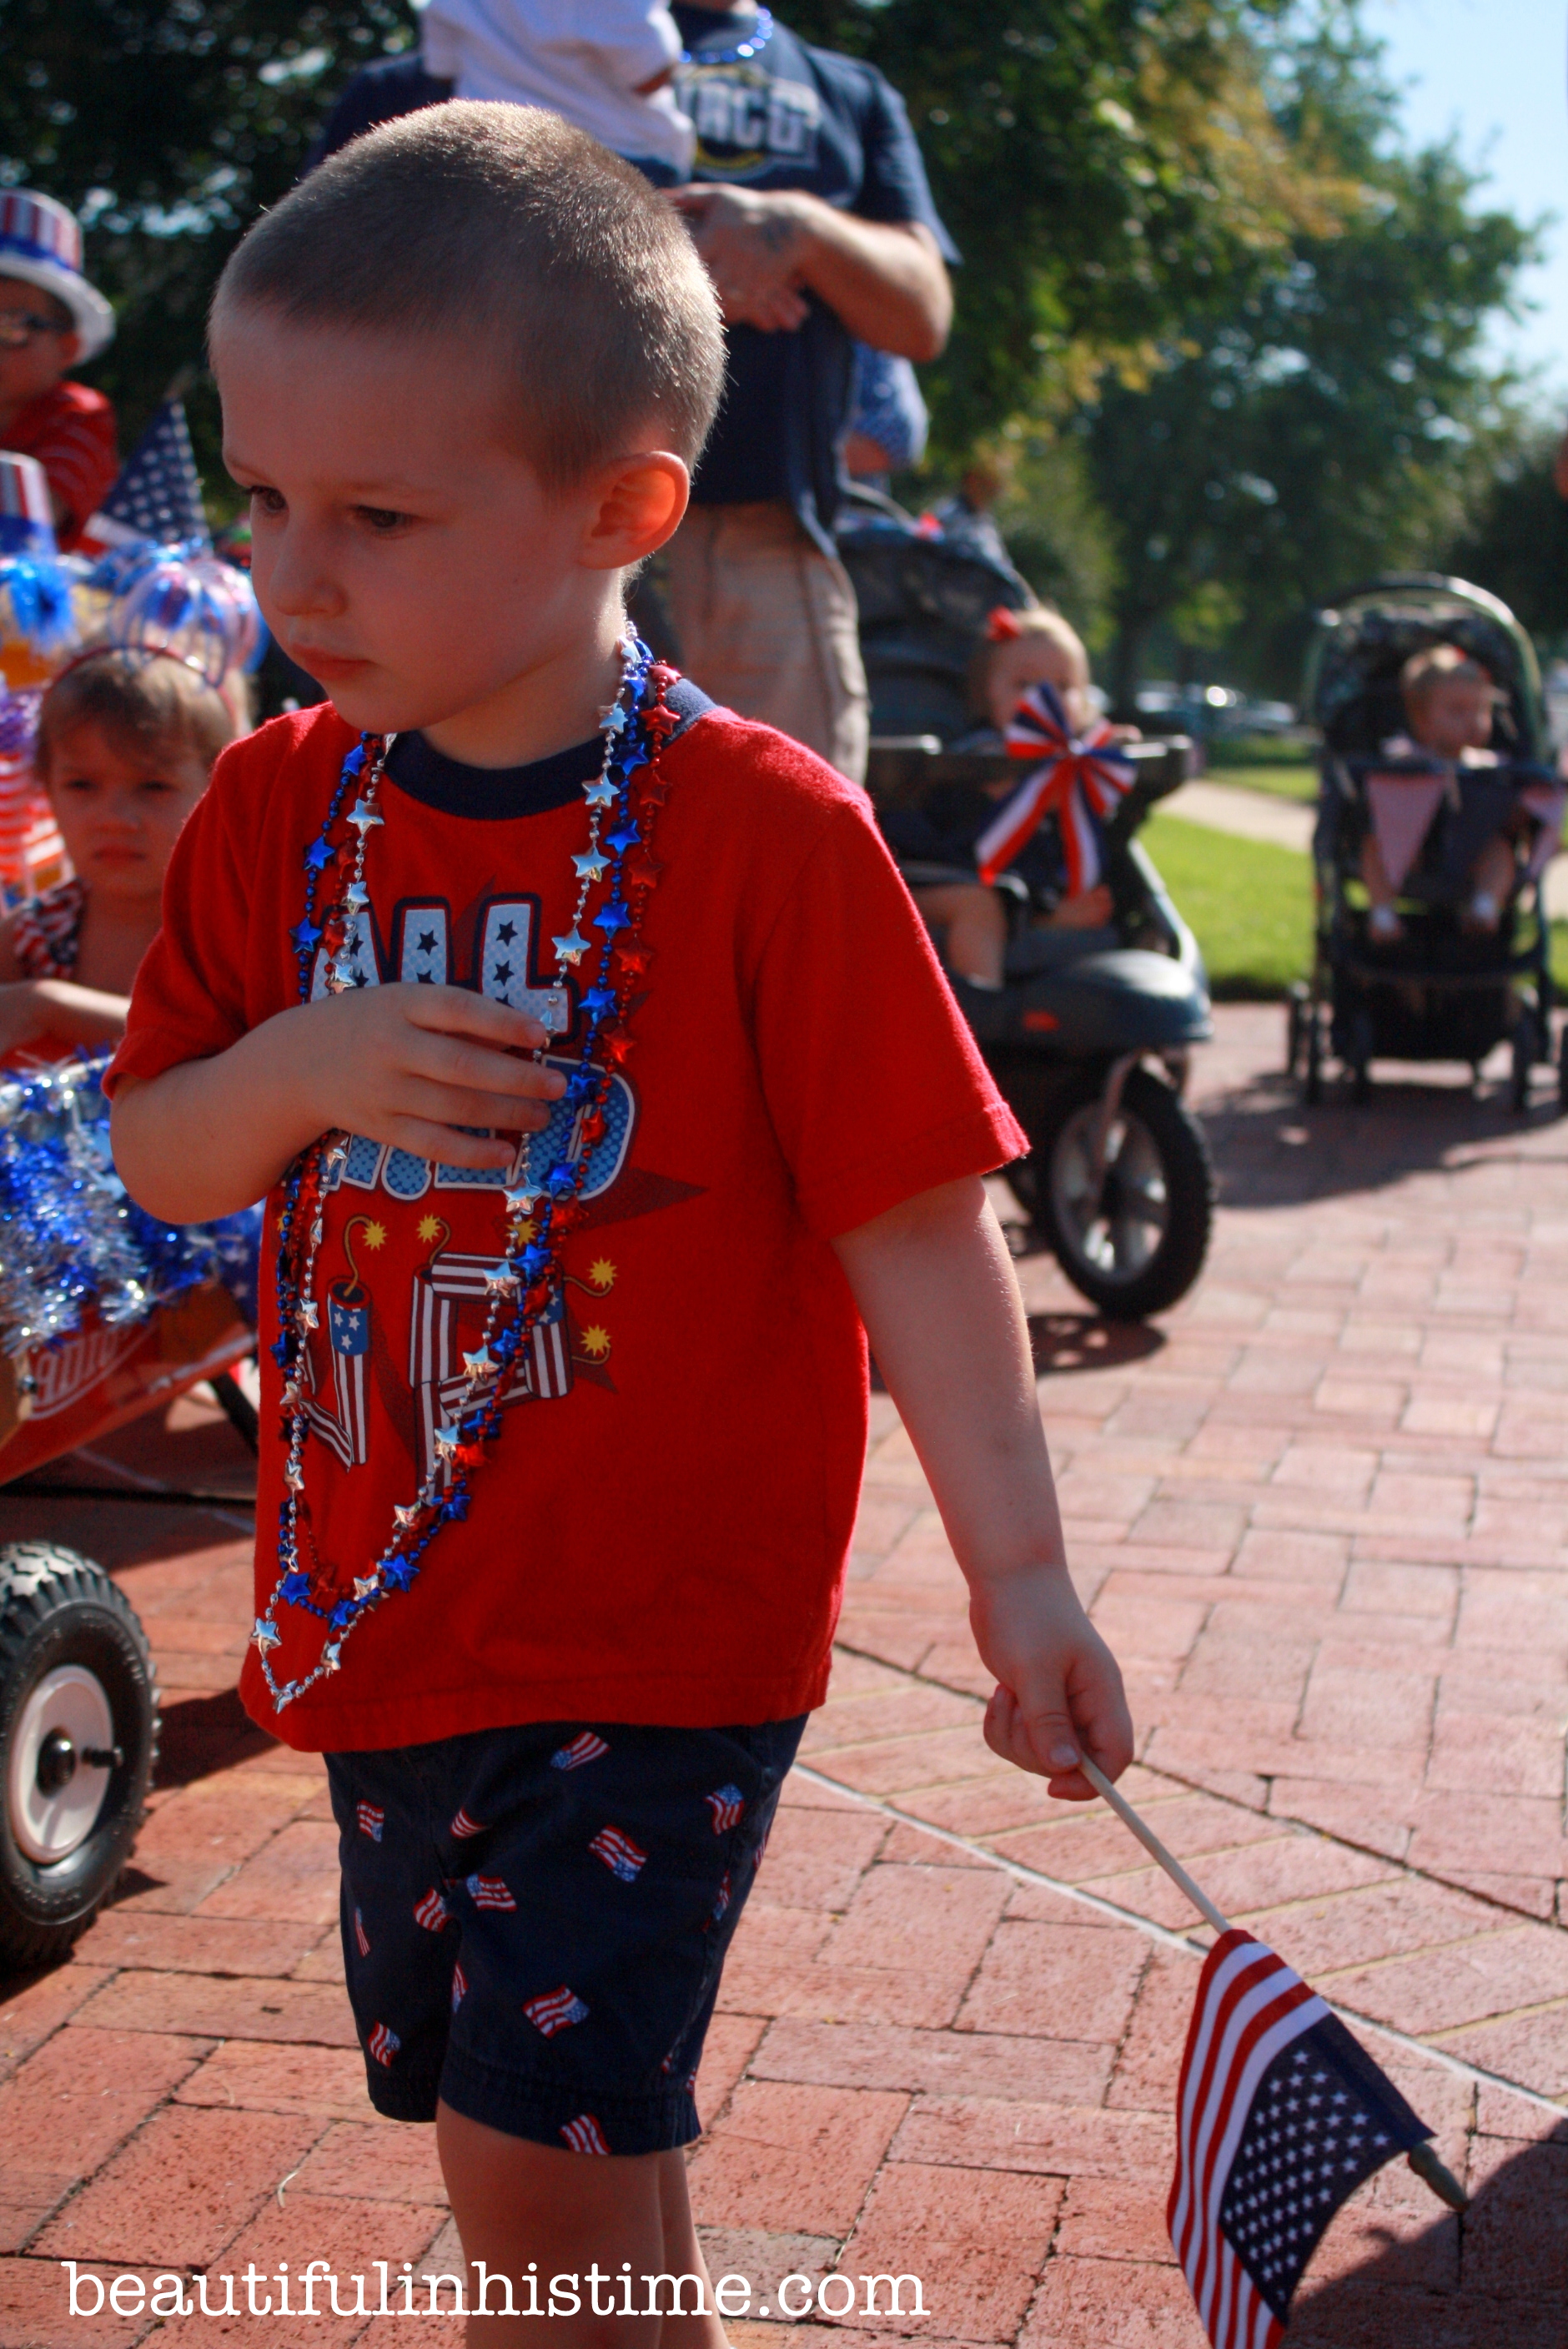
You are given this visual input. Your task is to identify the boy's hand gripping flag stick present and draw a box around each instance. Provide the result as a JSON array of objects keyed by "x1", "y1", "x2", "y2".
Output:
[{"x1": 1075, "y1": 1749, "x2": 1469, "y2": 2347}]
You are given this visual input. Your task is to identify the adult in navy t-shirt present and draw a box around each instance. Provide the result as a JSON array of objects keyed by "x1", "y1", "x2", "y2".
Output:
[{"x1": 664, "y1": 6, "x2": 954, "y2": 782}]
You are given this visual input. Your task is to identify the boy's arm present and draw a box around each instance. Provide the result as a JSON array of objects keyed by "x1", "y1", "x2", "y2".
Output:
[
  {"x1": 832, "y1": 1174, "x2": 1132, "y2": 1800},
  {"x1": 110, "y1": 983, "x2": 568, "y2": 1224},
  {"x1": 0, "y1": 978, "x2": 129, "y2": 1055}
]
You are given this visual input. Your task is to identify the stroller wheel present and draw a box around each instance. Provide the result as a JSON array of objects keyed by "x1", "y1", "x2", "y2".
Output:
[
  {"x1": 1511, "y1": 1029, "x2": 1533, "y2": 1115},
  {"x1": 1303, "y1": 999, "x2": 1324, "y2": 1105},
  {"x1": 1025, "y1": 1066, "x2": 1214, "y2": 1320},
  {"x1": 0, "y1": 1546, "x2": 159, "y2": 1971},
  {"x1": 1285, "y1": 985, "x2": 1309, "y2": 1078}
]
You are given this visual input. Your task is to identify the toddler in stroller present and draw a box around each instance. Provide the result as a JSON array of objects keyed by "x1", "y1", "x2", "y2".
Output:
[
  {"x1": 1299, "y1": 574, "x2": 1565, "y2": 1107},
  {"x1": 881, "y1": 606, "x2": 1136, "y2": 992},
  {"x1": 1360, "y1": 644, "x2": 1525, "y2": 941}
]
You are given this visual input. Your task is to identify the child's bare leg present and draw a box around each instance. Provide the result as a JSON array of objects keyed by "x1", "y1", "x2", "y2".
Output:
[
  {"x1": 911, "y1": 883, "x2": 1007, "y2": 986},
  {"x1": 438, "y1": 2103, "x2": 726, "y2": 2348},
  {"x1": 1359, "y1": 834, "x2": 1401, "y2": 938},
  {"x1": 1463, "y1": 832, "x2": 1515, "y2": 930}
]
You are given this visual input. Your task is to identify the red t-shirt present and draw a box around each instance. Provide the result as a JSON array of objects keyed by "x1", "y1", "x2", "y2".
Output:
[
  {"x1": 7, "y1": 382, "x2": 118, "y2": 550},
  {"x1": 108, "y1": 692, "x2": 1024, "y2": 1753}
]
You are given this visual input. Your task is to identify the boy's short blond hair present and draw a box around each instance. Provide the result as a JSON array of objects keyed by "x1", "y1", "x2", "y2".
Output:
[
  {"x1": 214, "y1": 101, "x2": 725, "y2": 494},
  {"x1": 37, "y1": 650, "x2": 244, "y2": 780},
  {"x1": 1400, "y1": 643, "x2": 1496, "y2": 708}
]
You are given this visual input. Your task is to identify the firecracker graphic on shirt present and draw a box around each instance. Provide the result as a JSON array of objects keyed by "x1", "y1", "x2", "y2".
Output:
[
  {"x1": 302, "y1": 1215, "x2": 380, "y2": 1469},
  {"x1": 524, "y1": 1985, "x2": 591, "y2": 2037},
  {"x1": 706, "y1": 1784, "x2": 745, "y2": 1833},
  {"x1": 367, "y1": 2020, "x2": 400, "y2": 2068},
  {"x1": 552, "y1": 1731, "x2": 609, "y2": 1772},
  {"x1": 356, "y1": 1802, "x2": 384, "y2": 1842},
  {"x1": 589, "y1": 1826, "x2": 646, "y2": 1882}
]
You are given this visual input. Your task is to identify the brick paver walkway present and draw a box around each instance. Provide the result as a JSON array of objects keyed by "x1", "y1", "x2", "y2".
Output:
[{"x1": 1, "y1": 1006, "x2": 1565, "y2": 2346}]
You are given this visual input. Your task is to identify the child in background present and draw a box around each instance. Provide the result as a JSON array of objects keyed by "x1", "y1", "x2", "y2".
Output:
[
  {"x1": 0, "y1": 193, "x2": 118, "y2": 552},
  {"x1": 1363, "y1": 644, "x2": 1517, "y2": 940},
  {"x1": 0, "y1": 651, "x2": 240, "y2": 1064},
  {"x1": 107, "y1": 106, "x2": 1129, "y2": 2336},
  {"x1": 418, "y1": 0, "x2": 695, "y2": 183},
  {"x1": 892, "y1": 606, "x2": 1137, "y2": 990}
]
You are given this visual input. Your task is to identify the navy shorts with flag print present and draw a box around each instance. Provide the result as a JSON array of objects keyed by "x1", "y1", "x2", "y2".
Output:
[{"x1": 324, "y1": 1716, "x2": 804, "y2": 2153}]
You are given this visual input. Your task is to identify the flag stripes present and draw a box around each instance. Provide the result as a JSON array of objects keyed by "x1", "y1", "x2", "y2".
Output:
[
  {"x1": 367, "y1": 2021, "x2": 400, "y2": 2069},
  {"x1": 414, "y1": 1886, "x2": 452, "y2": 1932},
  {"x1": 551, "y1": 1732, "x2": 608, "y2": 1772},
  {"x1": 589, "y1": 1827, "x2": 646, "y2": 1883},
  {"x1": 356, "y1": 1802, "x2": 384, "y2": 1842},
  {"x1": 560, "y1": 2114, "x2": 611, "y2": 2155},
  {"x1": 706, "y1": 1784, "x2": 744, "y2": 1833},
  {"x1": 523, "y1": 1985, "x2": 591, "y2": 2037},
  {"x1": 466, "y1": 1874, "x2": 517, "y2": 1910}
]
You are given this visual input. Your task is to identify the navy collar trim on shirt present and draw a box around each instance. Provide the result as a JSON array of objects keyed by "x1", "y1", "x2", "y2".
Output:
[{"x1": 384, "y1": 677, "x2": 715, "y2": 819}]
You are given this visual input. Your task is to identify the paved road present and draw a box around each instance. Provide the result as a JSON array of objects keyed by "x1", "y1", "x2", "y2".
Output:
[{"x1": 1, "y1": 1006, "x2": 1565, "y2": 2346}]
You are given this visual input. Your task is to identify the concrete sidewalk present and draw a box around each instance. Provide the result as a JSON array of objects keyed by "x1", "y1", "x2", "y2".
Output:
[{"x1": 1, "y1": 1006, "x2": 1565, "y2": 2346}]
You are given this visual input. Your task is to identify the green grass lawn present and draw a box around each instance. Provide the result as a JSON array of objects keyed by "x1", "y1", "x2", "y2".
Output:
[
  {"x1": 1145, "y1": 809, "x2": 1568, "y2": 999},
  {"x1": 1143, "y1": 812, "x2": 1313, "y2": 998}
]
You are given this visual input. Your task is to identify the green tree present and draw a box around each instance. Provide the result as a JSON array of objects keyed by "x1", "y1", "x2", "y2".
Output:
[
  {"x1": 1444, "y1": 427, "x2": 1568, "y2": 655},
  {"x1": 1078, "y1": 13, "x2": 1535, "y2": 707},
  {"x1": 0, "y1": 0, "x2": 417, "y2": 460}
]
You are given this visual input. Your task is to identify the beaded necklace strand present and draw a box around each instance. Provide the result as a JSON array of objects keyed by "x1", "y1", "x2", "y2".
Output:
[
  {"x1": 252, "y1": 634, "x2": 680, "y2": 1711},
  {"x1": 681, "y1": 6, "x2": 773, "y2": 66}
]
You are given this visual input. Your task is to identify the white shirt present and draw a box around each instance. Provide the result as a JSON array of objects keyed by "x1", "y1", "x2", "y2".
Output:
[{"x1": 418, "y1": 0, "x2": 695, "y2": 175}]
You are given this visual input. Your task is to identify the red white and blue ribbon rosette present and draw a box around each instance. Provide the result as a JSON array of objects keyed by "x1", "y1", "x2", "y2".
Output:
[{"x1": 974, "y1": 680, "x2": 1136, "y2": 893}]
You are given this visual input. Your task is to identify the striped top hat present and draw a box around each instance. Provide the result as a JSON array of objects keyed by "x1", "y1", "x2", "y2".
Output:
[
  {"x1": 0, "y1": 191, "x2": 114, "y2": 362},
  {"x1": 0, "y1": 451, "x2": 60, "y2": 556}
]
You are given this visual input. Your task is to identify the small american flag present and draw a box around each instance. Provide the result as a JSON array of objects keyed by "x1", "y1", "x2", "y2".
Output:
[
  {"x1": 414, "y1": 1886, "x2": 452, "y2": 1933},
  {"x1": 356, "y1": 1802, "x2": 384, "y2": 1842},
  {"x1": 706, "y1": 1784, "x2": 745, "y2": 1833},
  {"x1": 466, "y1": 1874, "x2": 517, "y2": 1911},
  {"x1": 450, "y1": 1807, "x2": 486, "y2": 1839},
  {"x1": 974, "y1": 679, "x2": 1134, "y2": 892},
  {"x1": 710, "y1": 1869, "x2": 732, "y2": 1925},
  {"x1": 1171, "y1": 1930, "x2": 1430, "y2": 2349},
  {"x1": 523, "y1": 1985, "x2": 591, "y2": 2037},
  {"x1": 367, "y1": 2020, "x2": 400, "y2": 2069},
  {"x1": 88, "y1": 399, "x2": 209, "y2": 549},
  {"x1": 353, "y1": 1908, "x2": 370, "y2": 1958},
  {"x1": 451, "y1": 1963, "x2": 468, "y2": 2012},
  {"x1": 560, "y1": 2113, "x2": 611, "y2": 2155},
  {"x1": 551, "y1": 1731, "x2": 609, "y2": 1772},
  {"x1": 589, "y1": 1826, "x2": 646, "y2": 1883}
]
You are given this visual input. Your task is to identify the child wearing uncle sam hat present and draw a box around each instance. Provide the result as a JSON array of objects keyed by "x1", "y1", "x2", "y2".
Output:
[
  {"x1": 107, "y1": 103, "x2": 1130, "y2": 2323},
  {"x1": 0, "y1": 191, "x2": 118, "y2": 552}
]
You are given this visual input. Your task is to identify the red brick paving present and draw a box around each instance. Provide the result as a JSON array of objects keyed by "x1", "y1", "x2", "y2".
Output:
[{"x1": 0, "y1": 1010, "x2": 1565, "y2": 2344}]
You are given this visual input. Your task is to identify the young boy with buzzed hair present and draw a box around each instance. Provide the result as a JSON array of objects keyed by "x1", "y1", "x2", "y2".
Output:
[{"x1": 107, "y1": 103, "x2": 1130, "y2": 2342}]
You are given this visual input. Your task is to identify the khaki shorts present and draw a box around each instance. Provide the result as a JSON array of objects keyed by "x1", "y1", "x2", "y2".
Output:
[{"x1": 664, "y1": 500, "x2": 869, "y2": 784}]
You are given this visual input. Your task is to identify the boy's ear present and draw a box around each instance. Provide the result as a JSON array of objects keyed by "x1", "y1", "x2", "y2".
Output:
[{"x1": 580, "y1": 451, "x2": 688, "y2": 574}]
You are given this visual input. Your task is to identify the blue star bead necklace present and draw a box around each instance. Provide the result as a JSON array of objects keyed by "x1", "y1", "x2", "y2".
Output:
[{"x1": 253, "y1": 633, "x2": 678, "y2": 1712}]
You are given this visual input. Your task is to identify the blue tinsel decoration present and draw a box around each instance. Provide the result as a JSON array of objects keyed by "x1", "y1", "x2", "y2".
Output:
[{"x1": 0, "y1": 1050, "x2": 260, "y2": 1359}]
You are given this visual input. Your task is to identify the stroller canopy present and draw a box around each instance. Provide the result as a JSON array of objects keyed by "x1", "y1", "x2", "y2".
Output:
[{"x1": 1305, "y1": 574, "x2": 1546, "y2": 764}]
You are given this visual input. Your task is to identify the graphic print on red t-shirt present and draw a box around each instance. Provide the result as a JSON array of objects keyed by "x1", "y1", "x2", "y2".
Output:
[{"x1": 108, "y1": 692, "x2": 1025, "y2": 1753}]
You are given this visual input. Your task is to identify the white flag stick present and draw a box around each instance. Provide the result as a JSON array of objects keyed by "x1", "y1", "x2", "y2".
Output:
[
  {"x1": 1078, "y1": 1755, "x2": 1470, "y2": 2212},
  {"x1": 1079, "y1": 1756, "x2": 1232, "y2": 1935}
]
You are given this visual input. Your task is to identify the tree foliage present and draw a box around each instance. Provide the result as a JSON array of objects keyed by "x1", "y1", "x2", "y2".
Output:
[{"x1": 1073, "y1": 14, "x2": 1535, "y2": 702}]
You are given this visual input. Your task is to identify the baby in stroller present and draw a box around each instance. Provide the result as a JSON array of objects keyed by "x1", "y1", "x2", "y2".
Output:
[
  {"x1": 883, "y1": 607, "x2": 1136, "y2": 988},
  {"x1": 1360, "y1": 643, "x2": 1525, "y2": 940}
]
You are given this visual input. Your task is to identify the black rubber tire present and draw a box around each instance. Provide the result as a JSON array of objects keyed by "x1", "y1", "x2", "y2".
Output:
[
  {"x1": 1028, "y1": 1066, "x2": 1214, "y2": 1320},
  {"x1": 0, "y1": 1546, "x2": 158, "y2": 1970},
  {"x1": 1304, "y1": 1000, "x2": 1324, "y2": 1105}
]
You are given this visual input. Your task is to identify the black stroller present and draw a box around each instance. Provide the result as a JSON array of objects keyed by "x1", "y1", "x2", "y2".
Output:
[
  {"x1": 1291, "y1": 575, "x2": 1564, "y2": 1110},
  {"x1": 838, "y1": 490, "x2": 1214, "y2": 1320}
]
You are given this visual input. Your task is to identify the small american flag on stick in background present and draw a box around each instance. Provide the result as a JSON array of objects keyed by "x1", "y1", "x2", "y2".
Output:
[{"x1": 80, "y1": 398, "x2": 209, "y2": 553}]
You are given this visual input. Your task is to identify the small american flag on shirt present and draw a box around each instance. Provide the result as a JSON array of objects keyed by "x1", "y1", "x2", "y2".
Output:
[
  {"x1": 367, "y1": 2020, "x2": 400, "y2": 2069},
  {"x1": 466, "y1": 1874, "x2": 517, "y2": 1911},
  {"x1": 1170, "y1": 1930, "x2": 1430, "y2": 2348},
  {"x1": 551, "y1": 1731, "x2": 608, "y2": 1772},
  {"x1": 414, "y1": 1886, "x2": 452, "y2": 1932},
  {"x1": 589, "y1": 1826, "x2": 646, "y2": 1883},
  {"x1": 523, "y1": 1985, "x2": 591, "y2": 2037},
  {"x1": 356, "y1": 1802, "x2": 384, "y2": 1842}
]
